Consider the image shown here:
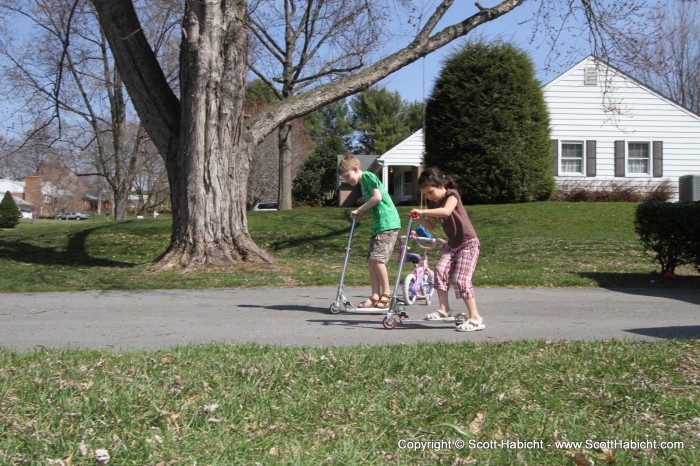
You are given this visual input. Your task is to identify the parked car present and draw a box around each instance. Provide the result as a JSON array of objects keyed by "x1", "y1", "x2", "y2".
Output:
[
  {"x1": 56, "y1": 212, "x2": 90, "y2": 220},
  {"x1": 251, "y1": 202, "x2": 278, "y2": 212}
]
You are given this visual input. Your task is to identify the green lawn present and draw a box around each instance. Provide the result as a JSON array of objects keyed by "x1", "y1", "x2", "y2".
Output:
[
  {"x1": 0, "y1": 202, "x2": 697, "y2": 292},
  {"x1": 1, "y1": 341, "x2": 697, "y2": 464}
]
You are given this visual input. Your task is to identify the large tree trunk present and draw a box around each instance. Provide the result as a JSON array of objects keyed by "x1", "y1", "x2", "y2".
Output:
[{"x1": 155, "y1": 0, "x2": 272, "y2": 270}]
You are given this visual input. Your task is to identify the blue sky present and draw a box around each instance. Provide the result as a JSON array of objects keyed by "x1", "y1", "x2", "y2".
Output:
[{"x1": 378, "y1": 1, "x2": 593, "y2": 102}]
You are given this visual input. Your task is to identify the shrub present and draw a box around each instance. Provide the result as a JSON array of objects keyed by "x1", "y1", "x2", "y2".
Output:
[
  {"x1": 635, "y1": 201, "x2": 700, "y2": 274},
  {"x1": 424, "y1": 41, "x2": 553, "y2": 204},
  {"x1": 554, "y1": 181, "x2": 673, "y2": 203},
  {"x1": 293, "y1": 135, "x2": 346, "y2": 207},
  {"x1": 0, "y1": 191, "x2": 21, "y2": 229}
]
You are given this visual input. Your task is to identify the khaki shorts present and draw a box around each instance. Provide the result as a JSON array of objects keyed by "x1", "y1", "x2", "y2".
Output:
[{"x1": 367, "y1": 229, "x2": 399, "y2": 263}]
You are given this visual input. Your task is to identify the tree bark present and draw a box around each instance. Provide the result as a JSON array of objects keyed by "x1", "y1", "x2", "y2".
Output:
[{"x1": 277, "y1": 123, "x2": 293, "y2": 210}]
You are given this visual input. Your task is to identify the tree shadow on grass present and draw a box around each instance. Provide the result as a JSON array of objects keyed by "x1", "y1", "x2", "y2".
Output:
[{"x1": 0, "y1": 226, "x2": 135, "y2": 268}]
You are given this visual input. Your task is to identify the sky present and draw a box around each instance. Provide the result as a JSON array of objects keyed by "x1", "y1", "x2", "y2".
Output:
[{"x1": 378, "y1": 1, "x2": 593, "y2": 102}]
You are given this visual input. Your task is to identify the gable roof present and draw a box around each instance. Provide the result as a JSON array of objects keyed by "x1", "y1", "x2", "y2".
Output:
[
  {"x1": 543, "y1": 55, "x2": 700, "y2": 122},
  {"x1": 370, "y1": 129, "x2": 424, "y2": 171}
]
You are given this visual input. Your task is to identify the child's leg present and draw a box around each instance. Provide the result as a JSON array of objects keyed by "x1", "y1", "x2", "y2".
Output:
[
  {"x1": 452, "y1": 239, "x2": 484, "y2": 331},
  {"x1": 428, "y1": 248, "x2": 455, "y2": 316},
  {"x1": 368, "y1": 259, "x2": 386, "y2": 299},
  {"x1": 367, "y1": 230, "x2": 398, "y2": 308}
]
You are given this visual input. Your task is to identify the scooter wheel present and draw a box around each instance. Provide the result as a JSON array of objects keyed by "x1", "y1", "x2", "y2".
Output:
[
  {"x1": 329, "y1": 304, "x2": 342, "y2": 314},
  {"x1": 382, "y1": 315, "x2": 399, "y2": 329}
]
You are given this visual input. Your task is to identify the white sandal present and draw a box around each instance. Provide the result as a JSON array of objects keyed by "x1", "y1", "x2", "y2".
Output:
[
  {"x1": 456, "y1": 318, "x2": 485, "y2": 332},
  {"x1": 424, "y1": 309, "x2": 451, "y2": 321}
]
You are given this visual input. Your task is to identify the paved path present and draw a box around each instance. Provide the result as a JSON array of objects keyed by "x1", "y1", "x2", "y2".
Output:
[{"x1": 0, "y1": 287, "x2": 698, "y2": 351}]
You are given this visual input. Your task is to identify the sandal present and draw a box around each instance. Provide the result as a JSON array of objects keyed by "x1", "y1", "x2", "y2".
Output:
[
  {"x1": 357, "y1": 297, "x2": 378, "y2": 308},
  {"x1": 424, "y1": 309, "x2": 451, "y2": 320},
  {"x1": 375, "y1": 294, "x2": 392, "y2": 309},
  {"x1": 456, "y1": 318, "x2": 485, "y2": 332}
]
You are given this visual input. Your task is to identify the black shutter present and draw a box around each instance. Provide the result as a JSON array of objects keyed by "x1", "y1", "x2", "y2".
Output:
[
  {"x1": 586, "y1": 140, "x2": 597, "y2": 177},
  {"x1": 652, "y1": 141, "x2": 663, "y2": 177},
  {"x1": 614, "y1": 140, "x2": 625, "y2": 177},
  {"x1": 551, "y1": 140, "x2": 559, "y2": 176}
]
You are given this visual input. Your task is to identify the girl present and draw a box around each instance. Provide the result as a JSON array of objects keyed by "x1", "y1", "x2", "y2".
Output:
[{"x1": 409, "y1": 167, "x2": 484, "y2": 332}]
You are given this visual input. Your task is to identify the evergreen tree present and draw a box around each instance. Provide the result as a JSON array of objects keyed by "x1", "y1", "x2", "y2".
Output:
[
  {"x1": 292, "y1": 135, "x2": 348, "y2": 206},
  {"x1": 424, "y1": 41, "x2": 553, "y2": 204},
  {"x1": 350, "y1": 87, "x2": 424, "y2": 154},
  {"x1": 0, "y1": 191, "x2": 21, "y2": 229}
]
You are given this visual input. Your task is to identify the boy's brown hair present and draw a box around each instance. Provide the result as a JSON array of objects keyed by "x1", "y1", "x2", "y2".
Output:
[{"x1": 337, "y1": 154, "x2": 361, "y2": 175}]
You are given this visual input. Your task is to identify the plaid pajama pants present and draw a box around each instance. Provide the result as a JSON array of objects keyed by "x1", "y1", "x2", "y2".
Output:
[{"x1": 434, "y1": 237, "x2": 480, "y2": 300}]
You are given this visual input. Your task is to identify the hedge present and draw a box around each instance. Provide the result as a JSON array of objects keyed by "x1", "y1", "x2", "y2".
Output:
[{"x1": 634, "y1": 201, "x2": 700, "y2": 274}]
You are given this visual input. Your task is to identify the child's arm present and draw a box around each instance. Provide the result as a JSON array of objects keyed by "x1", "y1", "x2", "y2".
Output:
[
  {"x1": 409, "y1": 196, "x2": 458, "y2": 229},
  {"x1": 351, "y1": 188, "x2": 382, "y2": 220}
]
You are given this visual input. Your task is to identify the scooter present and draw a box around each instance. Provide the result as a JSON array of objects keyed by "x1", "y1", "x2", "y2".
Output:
[
  {"x1": 381, "y1": 212, "x2": 468, "y2": 329},
  {"x1": 329, "y1": 218, "x2": 392, "y2": 314}
]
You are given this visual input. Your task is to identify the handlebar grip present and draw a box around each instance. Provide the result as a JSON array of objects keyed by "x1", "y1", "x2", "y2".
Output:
[{"x1": 410, "y1": 211, "x2": 421, "y2": 219}]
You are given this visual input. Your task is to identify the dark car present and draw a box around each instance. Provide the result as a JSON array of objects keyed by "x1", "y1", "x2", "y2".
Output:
[{"x1": 56, "y1": 212, "x2": 90, "y2": 220}]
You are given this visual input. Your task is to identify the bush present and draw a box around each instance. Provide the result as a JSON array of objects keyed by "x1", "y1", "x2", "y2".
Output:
[
  {"x1": 635, "y1": 201, "x2": 700, "y2": 274},
  {"x1": 424, "y1": 41, "x2": 553, "y2": 204},
  {"x1": 293, "y1": 135, "x2": 346, "y2": 207},
  {"x1": 0, "y1": 191, "x2": 20, "y2": 229},
  {"x1": 554, "y1": 181, "x2": 673, "y2": 203}
]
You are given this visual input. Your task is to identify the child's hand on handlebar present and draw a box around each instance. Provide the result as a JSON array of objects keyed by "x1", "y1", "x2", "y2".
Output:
[{"x1": 409, "y1": 209, "x2": 422, "y2": 219}]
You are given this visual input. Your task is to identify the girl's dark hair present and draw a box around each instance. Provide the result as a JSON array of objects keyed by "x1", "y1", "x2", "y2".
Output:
[{"x1": 417, "y1": 167, "x2": 457, "y2": 190}]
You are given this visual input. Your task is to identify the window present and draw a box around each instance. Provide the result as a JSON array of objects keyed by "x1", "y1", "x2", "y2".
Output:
[
  {"x1": 628, "y1": 142, "x2": 650, "y2": 174},
  {"x1": 561, "y1": 141, "x2": 584, "y2": 174}
]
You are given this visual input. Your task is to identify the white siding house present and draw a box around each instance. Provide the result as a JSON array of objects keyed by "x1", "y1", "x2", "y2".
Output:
[
  {"x1": 545, "y1": 56, "x2": 700, "y2": 200},
  {"x1": 343, "y1": 55, "x2": 700, "y2": 205},
  {"x1": 368, "y1": 129, "x2": 424, "y2": 204}
]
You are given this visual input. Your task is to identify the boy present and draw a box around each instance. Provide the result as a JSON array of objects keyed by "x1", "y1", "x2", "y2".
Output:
[{"x1": 338, "y1": 154, "x2": 401, "y2": 309}]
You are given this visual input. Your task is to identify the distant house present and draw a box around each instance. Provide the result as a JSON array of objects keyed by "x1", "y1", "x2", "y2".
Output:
[
  {"x1": 340, "y1": 55, "x2": 700, "y2": 204},
  {"x1": 545, "y1": 55, "x2": 700, "y2": 200}
]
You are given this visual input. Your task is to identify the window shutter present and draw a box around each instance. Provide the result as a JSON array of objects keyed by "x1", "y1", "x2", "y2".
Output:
[
  {"x1": 614, "y1": 140, "x2": 625, "y2": 177},
  {"x1": 652, "y1": 141, "x2": 663, "y2": 177},
  {"x1": 586, "y1": 140, "x2": 597, "y2": 177},
  {"x1": 551, "y1": 139, "x2": 559, "y2": 176}
]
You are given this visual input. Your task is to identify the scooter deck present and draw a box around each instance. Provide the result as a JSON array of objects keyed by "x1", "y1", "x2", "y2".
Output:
[
  {"x1": 398, "y1": 318, "x2": 456, "y2": 326},
  {"x1": 340, "y1": 306, "x2": 388, "y2": 315}
]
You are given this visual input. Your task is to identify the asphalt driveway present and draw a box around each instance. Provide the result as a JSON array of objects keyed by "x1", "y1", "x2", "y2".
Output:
[{"x1": 0, "y1": 287, "x2": 698, "y2": 351}]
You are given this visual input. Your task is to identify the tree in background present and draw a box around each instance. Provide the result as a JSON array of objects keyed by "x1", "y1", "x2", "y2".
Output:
[
  {"x1": 424, "y1": 42, "x2": 553, "y2": 204},
  {"x1": 305, "y1": 100, "x2": 353, "y2": 146},
  {"x1": 0, "y1": 1, "x2": 181, "y2": 220},
  {"x1": 0, "y1": 191, "x2": 20, "y2": 229},
  {"x1": 292, "y1": 135, "x2": 346, "y2": 206},
  {"x1": 245, "y1": 80, "x2": 312, "y2": 208},
  {"x1": 350, "y1": 88, "x2": 424, "y2": 154},
  {"x1": 610, "y1": 0, "x2": 699, "y2": 114},
  {"x1": 247, "y1": 0, "x2": 390, "y2": 211}
]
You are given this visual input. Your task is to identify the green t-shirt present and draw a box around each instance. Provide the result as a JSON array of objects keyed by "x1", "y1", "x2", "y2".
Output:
[{"x1": 360, "y1": 171, "x2": 401, "y2": 235}]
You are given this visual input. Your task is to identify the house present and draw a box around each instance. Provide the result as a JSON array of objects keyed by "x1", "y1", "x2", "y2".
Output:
[
  {"x1": 340, "y1": 55, "x2": 700, "y2": 204},
  {"x1": 545, "y1": 55, "x2": 700, "y2": 200}
]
